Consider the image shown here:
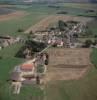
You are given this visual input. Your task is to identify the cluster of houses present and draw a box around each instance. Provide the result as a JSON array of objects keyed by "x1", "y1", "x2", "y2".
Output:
[
  {"x1": 31, "y1": 21, "x2": 85, "y2": 48},
  {"x1": 10, "y1": 52, "x2": 49, "y2": 94},
  {"x1": 33, "y1": 30, "x2": 64, "y2": 47}
]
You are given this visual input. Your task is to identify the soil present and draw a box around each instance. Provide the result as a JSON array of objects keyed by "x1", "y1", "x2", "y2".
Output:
[{"x1": 44, "y1": 48, "x2": 92, "y2": 82}]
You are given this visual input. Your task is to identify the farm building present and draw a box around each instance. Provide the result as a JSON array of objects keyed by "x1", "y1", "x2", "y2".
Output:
[{"x1": 20, "y1": 63, "x2": 35, "y2": 76}]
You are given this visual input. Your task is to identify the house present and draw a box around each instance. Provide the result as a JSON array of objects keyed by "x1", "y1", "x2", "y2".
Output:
[{"x1": 20, "y1": 63, "x2": 35, "y2": 77}]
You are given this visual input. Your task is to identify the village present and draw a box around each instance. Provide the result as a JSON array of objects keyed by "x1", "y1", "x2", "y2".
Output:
[{"x1": 0, "y1": 18, "x2": 97, "y2": 94}]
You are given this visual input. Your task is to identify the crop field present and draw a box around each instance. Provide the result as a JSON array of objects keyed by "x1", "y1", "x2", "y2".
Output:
[
  {"x1": 44, "y1": 48, "x2": 92, "y2": 82},
  {"x1": 58, "y1": 3, "x2": 97, "y2": 10},
  {"x1": 0, "y1": 4, "x2": 58, "y2": 36}
]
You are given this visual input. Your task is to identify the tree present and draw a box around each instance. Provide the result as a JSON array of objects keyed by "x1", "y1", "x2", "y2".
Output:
[
  {"x1": 84, "y1": 40, "x2": 93, "y2": 48},
  {"x1": 73, "y1": 33, "x2": 78, "y2": 38},
  {"x1": 17, "y1": 28, "x2": 24, "y2": 32},
  {"x1": 29, "y1": 31, "x2": 33, "y2": 35},
  {"x1": 58, "y1": 20, "x2": 67, "y2": 31}
]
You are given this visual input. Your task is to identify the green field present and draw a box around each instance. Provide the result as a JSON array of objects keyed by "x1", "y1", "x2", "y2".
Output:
[
  {"x1": 45, "y1": 66, "x2": 97, "y2": 100},
  {"x1": 0, "y1": 3, "x2": 97, "y2": 36},
  {"x1": 87, "y1": 19, "x2": 97, "y2": 36},
  {"x1": 0, "y1": 3, "x2": 97, "y2": 100},
  {"x1": 0, "y1": 4, "x2": 58, "y2": 36},
  {"x1": 58, "y1": 3, "x2": 97, "y2": 10}
]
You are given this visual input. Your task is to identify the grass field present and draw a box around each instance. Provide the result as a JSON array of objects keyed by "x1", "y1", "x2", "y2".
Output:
[
  {"x1": 57, "y1": 3, "x2": 97, "y2": 10},
  {"x1": 87, "y1": 19, "x2": 97, "y2": 35},
  {"x1": 45, "y1": 66, "x2": 97, "y2": 100},
  {"x1": 55, "y1": 3, "x2": 97, "y2": 17},
  {"x1": 91, "y1": 48, "x2": 97, "y2": 68},
  {"x1": 0, "y1": 4, "x2": 58, "y2": 36},
  {"x1": 0, "y1": 3, "x2": 97, "y2": 36}
]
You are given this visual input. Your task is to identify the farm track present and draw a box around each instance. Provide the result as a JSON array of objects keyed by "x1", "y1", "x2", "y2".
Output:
[{"x1": 25, "y1": 14, "x2": 93, "y2": 33}]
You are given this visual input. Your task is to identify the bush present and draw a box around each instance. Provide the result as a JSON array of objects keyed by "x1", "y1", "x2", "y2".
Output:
[
  {"x1": 57, "y1": 11, "x2": 68, "y2": 14},
  {"x1": 29, "y1": 31, "x2": 33, "y2": 35},
  {"x1": 15, "y1": 40, "x2": 47, "y2": 58},
  {"x1": 17, "y1": 28, "x2": 24, "y2": 32},
  {"x1": 58, "y1": 20, "x2": 67, "y2": 31},
  {"x1": 84, "y1": 40, "x2": 93, "y2": 48}
]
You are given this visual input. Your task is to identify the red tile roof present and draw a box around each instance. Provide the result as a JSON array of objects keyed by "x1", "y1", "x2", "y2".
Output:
[{"x1": 21, "y1": 63, "x2": 34, "y2": 71}]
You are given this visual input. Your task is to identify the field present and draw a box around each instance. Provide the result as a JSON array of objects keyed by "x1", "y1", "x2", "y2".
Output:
[
  {"x1": 87, "y1": 19, "x2": 97, "y2": 35},
  {"x1": 25, "y1": 14, "x2": 93, "y2": 33},
  {"x1": 0, "y1": 3, "x2": 97, "y2": 36},
  {"x1": 58, "y1": 3, "x2": 97, "y2": 10},
  {"x1": 0, "y1": 4, "x2": 58, "y2": 36},
  {"x1": 0, "y1": 3, "x2": 97, "y2": 100},
  {"x1": 45, "y1": 48, "x2": 92, "y2": 82}
]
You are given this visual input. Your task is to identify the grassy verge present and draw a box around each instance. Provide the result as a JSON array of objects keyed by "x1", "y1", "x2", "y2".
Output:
[{"x1": 91, "y1": 48, "x2": 97, "y2": 68}]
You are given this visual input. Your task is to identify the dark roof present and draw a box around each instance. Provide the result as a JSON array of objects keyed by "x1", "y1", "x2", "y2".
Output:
[{"x1": 10, "y1": 72, "x2": 21, "y2": 81}]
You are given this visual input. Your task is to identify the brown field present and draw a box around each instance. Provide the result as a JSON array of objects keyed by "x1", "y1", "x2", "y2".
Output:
[
  {"x1": 25, "y1": 15, "x2": 93, "y2": 33},
  {"x1": 44, "y1": 48, "x2": 92, "y2": 82},
  {"x1": 0, "y1": 11, "x2": 26, "y2": 21}
]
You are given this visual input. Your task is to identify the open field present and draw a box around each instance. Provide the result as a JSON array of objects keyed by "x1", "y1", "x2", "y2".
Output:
[
  {"x1": 0, "y1": 11, "x2": 26, "y2": 21},
  {"x1": 45, "y1": 66, "x2": 97, "y2": 100},
  {"x1": 44, "y1": 48, "x2": 92, "y2": 82},
  {"x1": 58, "y1": 3, "x2": 97, "y2": 10},
  {"x1": 87, "y1": 19, "x2": 97, "y2": 35},
  {"x1": 25, "y1": 14, "x2": 93, "y2": 33},
  {"x1": 91, "y1": 48, "x2": 97, "y2": 68},
  {"x1": 0, "y1": 4, "x2": 58, "y2": 36}
]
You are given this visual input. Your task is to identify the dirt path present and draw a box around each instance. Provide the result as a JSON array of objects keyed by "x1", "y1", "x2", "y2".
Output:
[
  {"x1": 0, "y1": 11, "x2": 26, "y2": 21},
  {"x1": 25, "y1": 14, "x2": 93, "y2": 33},
  {"x1": 44, "y1": 48, "x2": 92, "y2": 82}
]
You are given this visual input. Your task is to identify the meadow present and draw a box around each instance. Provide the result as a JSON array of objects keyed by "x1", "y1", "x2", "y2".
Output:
[{"x1": 0, "y1": 4, "x2": 58, "y2": 36}]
